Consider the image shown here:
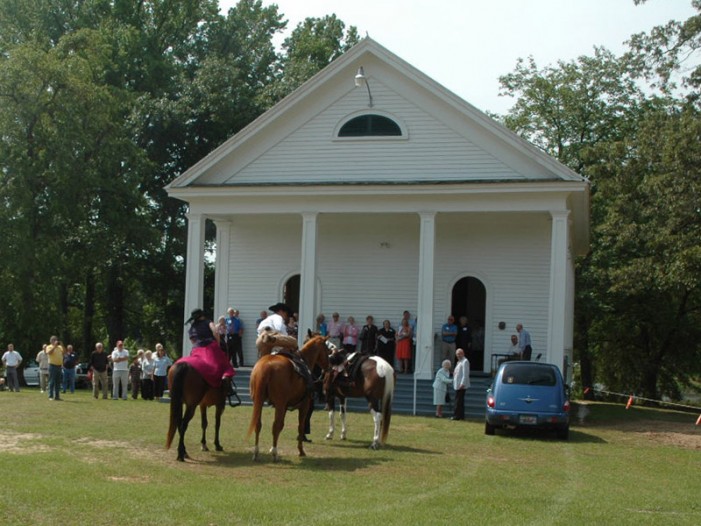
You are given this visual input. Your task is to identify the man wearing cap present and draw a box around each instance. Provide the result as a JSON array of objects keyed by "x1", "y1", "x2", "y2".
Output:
[
  {"x1": 256, "y1": 303, "x2": 299, "y2": 357},
  {"x1": 111, "y1": 340, "x2": 130, "y2": 400}
]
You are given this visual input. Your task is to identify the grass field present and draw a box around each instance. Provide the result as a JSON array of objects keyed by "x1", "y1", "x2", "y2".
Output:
[{"x1": 1, "y1": 388, "x2": 699, "y2": 525}]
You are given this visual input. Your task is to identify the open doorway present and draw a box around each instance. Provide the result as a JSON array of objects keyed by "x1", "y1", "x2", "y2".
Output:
[
  {"x1": 283, "y1": 274, "x2": 300, "y2": 315},
  {"x1": 451, "y1": 276, "x2": 486, "y2": 371}
]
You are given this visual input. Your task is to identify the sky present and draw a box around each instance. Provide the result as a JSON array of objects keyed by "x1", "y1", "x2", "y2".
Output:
[{"x1": 219, "y1": 0, "x2": 698, "y2": 114}]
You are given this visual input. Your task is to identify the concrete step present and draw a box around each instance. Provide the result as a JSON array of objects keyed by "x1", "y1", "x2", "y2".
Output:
[{"x1": 230, "y1": 368, "x2": 491, "y2": 420}]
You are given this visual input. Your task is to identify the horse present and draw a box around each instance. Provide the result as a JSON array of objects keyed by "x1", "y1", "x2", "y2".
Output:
[
  {"x1": 166, "y1": 362, "x2": 240, "y2": 461},
  {"x1": 247, "y1": 334, "x2": 331, "y2": 462},
  {"x1": 324, "y1": 354, "x2": 395, "y2": 450}
]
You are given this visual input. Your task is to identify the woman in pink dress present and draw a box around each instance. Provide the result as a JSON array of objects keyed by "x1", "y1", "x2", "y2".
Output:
[
  {"x1": 342, "y1": 316, "x2": 359, "y2": 353},
  {"x1": 396, "y1": 318, "x2": 413, "y2": 373}
]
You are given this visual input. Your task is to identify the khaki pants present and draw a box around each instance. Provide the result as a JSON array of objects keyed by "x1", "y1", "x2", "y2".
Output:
[
  {"x1": 92, "y1": 370, "x2": 109, "y2": 399},
  {"x1": 256, "y1": 330, "x2": 298, "y2": 357}
]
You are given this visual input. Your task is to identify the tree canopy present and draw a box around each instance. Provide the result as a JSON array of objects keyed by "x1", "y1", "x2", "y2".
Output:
[{"x1": 0, "y1": 0, "x2": 357, "y2": 358}]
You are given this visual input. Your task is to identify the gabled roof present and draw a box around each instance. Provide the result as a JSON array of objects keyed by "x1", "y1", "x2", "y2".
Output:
[{"x1": 166, "y1": 38, "x2": 588, "y2": 190}]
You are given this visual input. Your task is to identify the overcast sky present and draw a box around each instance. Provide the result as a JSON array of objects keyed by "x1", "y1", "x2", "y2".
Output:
[{"x1": 220, "y1": 0, "x2": 697, "y2": 114}]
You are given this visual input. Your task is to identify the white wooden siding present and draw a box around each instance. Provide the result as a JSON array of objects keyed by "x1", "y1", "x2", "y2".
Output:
[{"x1": 220, "y1": 81, "x2": 532, "y2": 185}]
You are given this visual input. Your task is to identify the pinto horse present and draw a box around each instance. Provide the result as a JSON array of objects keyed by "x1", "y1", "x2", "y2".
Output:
[
  {"x1": 166, "y1": 362, "x2": 239, "y2": 461},
  {"x1": 247, "y1": 335, "x2": 330, "y2": 462},
  {"x1": 325, "y1": 354, "x2": 395, "y2": 450}
]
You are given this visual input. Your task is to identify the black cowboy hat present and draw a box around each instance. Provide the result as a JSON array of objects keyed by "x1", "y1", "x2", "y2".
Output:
[
  {"x1": 184, "y1": 308, "x2": 206, "y2": 325},
  {"x1": 268, "y1": 302, "x2": 292, "y2": 315}
]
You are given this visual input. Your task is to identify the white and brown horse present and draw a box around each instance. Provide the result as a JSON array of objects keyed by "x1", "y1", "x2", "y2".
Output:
[{"x1": 325, "y1": 353, "x2": 395, "y2": 450}]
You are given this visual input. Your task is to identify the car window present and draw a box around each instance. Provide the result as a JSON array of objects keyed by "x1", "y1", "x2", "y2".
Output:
[{"x1": 502, "y1": 364, "x2": 557, "y2": 386}]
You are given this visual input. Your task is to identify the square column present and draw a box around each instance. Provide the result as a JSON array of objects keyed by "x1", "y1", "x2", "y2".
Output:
[
  {"x1": 183, "y1": 213, "x2": 206, "y2": 356},
  {"x1": 415, "y1": 212, "x2": 436, "y2": 380},
  {"x1": 299, "y1": 212, "x2": 318, "y2": 347},
  {"x1": 213, "y1": 220, "x2": 232, "y2": 320},
  {"x1": 548, "y1": 210, "x2": 570, "y2": 374}
]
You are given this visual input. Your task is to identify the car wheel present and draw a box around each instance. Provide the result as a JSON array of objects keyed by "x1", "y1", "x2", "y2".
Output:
[
  {"x1": 485, "y1": 422, "x2": 495, "y2": 436},
  {"x1": 556, "y1": 425, "x2": 569, "y2": 440}
]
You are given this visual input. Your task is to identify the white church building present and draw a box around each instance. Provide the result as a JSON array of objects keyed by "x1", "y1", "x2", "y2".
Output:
[{"x1": 166, "y1": 38, "x2": 589, "y2": 380}]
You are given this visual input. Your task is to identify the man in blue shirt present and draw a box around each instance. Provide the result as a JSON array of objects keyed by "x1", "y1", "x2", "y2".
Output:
[
  {"x1": 440, "y1": 315, "x2": 457, "y2": 360},
  {"x1": 225, "y1": 307, "x2": 245, "y2": 367},
  {"x1": 516, "y1": 323, "x2": 533, "y2": 361}
]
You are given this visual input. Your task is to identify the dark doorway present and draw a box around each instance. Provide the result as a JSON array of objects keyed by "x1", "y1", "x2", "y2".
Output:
[
  {"x1": 283, "y1": 274, "x2": 300, "y2": 315},
  {"x1": 451, "y1": 277, "x2": 486, "y2": 371}
]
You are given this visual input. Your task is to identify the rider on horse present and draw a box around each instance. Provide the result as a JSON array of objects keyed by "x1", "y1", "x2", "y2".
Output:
[
  {"x1": 255, "y1": 302, "x2": 298, "y2": 357},
  {"x1": 184, "y1": 308, "x2": 236, "y2": 399}
]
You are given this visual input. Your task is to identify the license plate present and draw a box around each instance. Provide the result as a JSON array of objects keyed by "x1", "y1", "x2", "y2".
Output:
[{"x1": 519, "y1": 415, "x2": 537, "y2": 425}]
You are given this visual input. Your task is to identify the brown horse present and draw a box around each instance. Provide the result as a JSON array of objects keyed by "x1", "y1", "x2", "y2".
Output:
[
  {"x1": 166, "y1": 362, "x2": 239, "y2": 461},
  {"x1": 325, "y1": 354, "x2": 395, "y2": 450},
  {"x1": 247, "y1": 334, "x2": 331, "y2": 462}
]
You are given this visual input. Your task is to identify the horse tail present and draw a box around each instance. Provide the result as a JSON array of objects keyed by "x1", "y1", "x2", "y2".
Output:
[
  {"x1": 380, "y1": 365, "x2": 395, "y2": 445},
  {"x1": 247, "y1": 366, "x2": 265, "y2": 439},
  {"x1": 166, "y1": 362, "x2": 188, "y2": 449}
]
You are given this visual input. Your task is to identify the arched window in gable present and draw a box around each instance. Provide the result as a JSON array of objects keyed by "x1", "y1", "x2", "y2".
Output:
[{"x1": 338, "y1": 114, "x2": 402, "y2": 137}]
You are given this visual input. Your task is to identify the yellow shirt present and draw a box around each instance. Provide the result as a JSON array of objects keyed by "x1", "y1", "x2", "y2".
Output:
[{"x1": 46, "y1": 344, "x2": 65, "y2": 366}]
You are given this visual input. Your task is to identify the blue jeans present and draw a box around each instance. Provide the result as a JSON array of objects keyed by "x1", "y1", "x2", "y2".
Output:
[
  {"x1": 48, "y1": 364, "x2": 62, "y2": 399},
  {"x1": 62, "y1": 368, "x2": 76, "y2": 393}
]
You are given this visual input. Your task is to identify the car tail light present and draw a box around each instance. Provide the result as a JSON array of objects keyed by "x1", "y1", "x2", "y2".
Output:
[
  {"x1": 487, "y1": 395, "x2": 495, "y2": 408},
  {"x1": 563, "y1": 400, "x2": 570, "y2": 412}
]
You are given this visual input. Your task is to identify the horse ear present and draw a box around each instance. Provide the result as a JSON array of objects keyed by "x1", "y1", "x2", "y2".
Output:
[{"x1": 307, "y1": 328, "x2": 313, "y2": 338}]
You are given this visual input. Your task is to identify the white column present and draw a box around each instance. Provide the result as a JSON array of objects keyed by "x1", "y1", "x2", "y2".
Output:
[
  {"x1": 548, "y1": 211, "x2": 570, "y2": 374},
  {"x1": 213, "y1": 220, "x2": 232, "y2": 320},
  {"x1": 183, "y1": 213, "x2": 206, "y2": 356},
  {"x1": 415, "y1": 212, "x2": 436, "y2": 380},
  {"x1": 298, "y1": 212, "x2": 318, "y2": 347}
]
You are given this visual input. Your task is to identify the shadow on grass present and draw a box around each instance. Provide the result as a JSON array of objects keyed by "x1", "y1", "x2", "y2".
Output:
[{"x1": 490, "y1": 427, "x2": 607, "y2": 443}]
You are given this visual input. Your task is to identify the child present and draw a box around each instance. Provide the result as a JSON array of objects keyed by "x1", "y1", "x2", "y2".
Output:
[{"x1": 432, "y1": 360, "x2": 453, "y2": 417}]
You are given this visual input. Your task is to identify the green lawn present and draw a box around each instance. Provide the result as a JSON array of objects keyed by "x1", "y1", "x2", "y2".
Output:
[{"x1": 1, "y1": 388, "x2": 699, "y2": 525}]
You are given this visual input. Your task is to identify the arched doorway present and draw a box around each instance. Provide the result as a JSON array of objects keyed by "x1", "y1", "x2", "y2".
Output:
[
  {"x1": 283, "y1": 274, "x2": 300, "y2": 315},
  {"x1": 451, "y1": 277, "x2": 486, "y2": 371}
]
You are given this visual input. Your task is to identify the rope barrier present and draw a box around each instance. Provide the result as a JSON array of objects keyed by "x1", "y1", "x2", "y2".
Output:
[{"x1": 584, "y1": 386, "x2": 701, "y2": 425}]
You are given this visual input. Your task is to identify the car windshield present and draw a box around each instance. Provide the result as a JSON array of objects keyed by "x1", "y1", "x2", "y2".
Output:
[{"x1": 502, "y1": 364, "x2": 557, "y2": 386}]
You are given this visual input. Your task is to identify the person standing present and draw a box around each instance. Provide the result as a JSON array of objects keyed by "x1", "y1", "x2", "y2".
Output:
[
  {"x1": 140, "y1": 350, "x2": 155, "y2": 400},
  {"x1": 455, "y1": 316, "x2": 472, "y2": 361},
  {"x1": 46, "y1": 336, "x2": 65, "y2": 400},
  {"x1": 432, "y1": 360, "x2": 453, "y2": 418},
  {"x1": 225, "y1": 307, "x2": 244, "y2": 368},
  {"x1": 61, "y1": 344, "x2": 78, "y2": 394},
  {"x1": 129, "y1": 350, "x2": 144, "y2": 399},
  {"x1": 440, "y1": 315, "x2": 458, "y2": 360},
  {"x1": 342, "y1": 316, "x2": 359, "y2": 353},
  {"x1": 36, "y1": 344, "x2": 49, "y2": 393},
  {"x1": 376, "y1": 320, "x2": 396, "y2": 368},
  {"x1": 2, "y1": 343, "x2": 22, "y2": 392},
  {"x1": 111, "y1": 340, "x2": 129, "y2": 400},
  {"x1": 327, "y1": 312, "x2": 344, "y2": 350},
  {"x1": 451, "y1": 348, "x2": 470, "y2": 421},
  {"x1": 89, "y1": 342, "x2": 109, "y2": 399},
  {"x1": 153, "y1": 343, "x2": 172, "y2": 399},
  {"x1": 516, "y1": 323, "x2": 533, "y2": 360},
  {"x1": 359, "y1": 315, "x2": 378, "y2": 354},
  {"x1": 396, "y1": 318, "x2": 413, "y2": 373},
  {"x1": 315, "y1": 313, "x2": 328, "y2": 336}
]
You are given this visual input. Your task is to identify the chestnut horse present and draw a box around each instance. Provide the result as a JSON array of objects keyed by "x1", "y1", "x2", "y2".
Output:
[
  {"x1": 325, "y1": 354, "x2": 395, "y2": 450},
  {"x1": 247, "y1": 335, "x2": 331, "y2": 462},
  {"x1": 166, "y1": 362, "x2": 240, "y2": 461}
]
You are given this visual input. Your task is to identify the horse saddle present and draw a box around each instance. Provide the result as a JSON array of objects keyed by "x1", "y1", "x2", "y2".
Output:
[
  {"x1": 346, "y1": 352, "x2": 367, "y2": 380},
  {"x1": 271, "y1": 350, "x2": 315, "y2": 392}
]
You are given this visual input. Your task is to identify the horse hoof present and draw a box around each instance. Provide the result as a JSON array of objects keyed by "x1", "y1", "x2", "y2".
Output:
[
  {"x1": 325, "y1": 434, "x2": 333, "y2": 440},
  {"x1": 201, "y1": 445, "x2": 209, "y2": 452},
  {"x1": 369, "y1": 442, "x2": 379, "y2": 451},
  {"x1": 215, "y1": 445, "x2": 224, "y2": 452}
]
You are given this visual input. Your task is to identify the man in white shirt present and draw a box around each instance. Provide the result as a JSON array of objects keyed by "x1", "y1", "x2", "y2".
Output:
[
  {"x1": 451, "y1": 348, "x2": 470, "y2": 421},
  {"x1": 255, "y1": 303, "x2": 298, "y2": 357},
  {"x1": 2, "y1": 343, "x2": 22, "y2": 392},
  {"x1": 111, "y1": 340, "x2": 130, "y2": 400}
]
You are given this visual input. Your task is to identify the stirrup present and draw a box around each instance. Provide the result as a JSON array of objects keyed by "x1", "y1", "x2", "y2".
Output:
[{"x1": 225, "y1": 378, "x2": 241, "y2": 408}]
